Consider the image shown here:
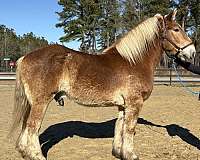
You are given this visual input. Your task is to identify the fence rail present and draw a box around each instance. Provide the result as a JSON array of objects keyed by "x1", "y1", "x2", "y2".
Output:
[
  {"x1": 0, "y1": 68, "x2": 200, "y2": 85},
  {"x1": 155, "y1": 67, "x2": 200, "y2": 85},
  {"x1": 0, "y1": 72, "x2": 16, "y2": 75}
]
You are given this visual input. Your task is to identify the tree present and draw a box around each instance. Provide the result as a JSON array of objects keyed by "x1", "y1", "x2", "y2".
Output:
[
  {"x1": 0, "y1": 25, "x2": 21, "y2": 57},
  {"x1": 140, "y1": 0, "x2": 170, "y2": 17},
  {"x1": 0, "y1": 25, "x2": 49, "y2": 60},
  {"x1": 18, "y1": 32, "x2": 48, "y2": 55},
  {"x1": 0, "y1": 25, "x2": 49, "y2": 71},
  {"x1": 56, "y1": 0, "x2": 200, "y2": 67},
  {"x1": 121, "y1": 0, "x2": 141, "y2": 31},
  {"x1": 97, "y1": 0, "x2": 120, "y2": 49},
  {"x1": 56, "y1": 0, "x2": 101, "y2": 52}
]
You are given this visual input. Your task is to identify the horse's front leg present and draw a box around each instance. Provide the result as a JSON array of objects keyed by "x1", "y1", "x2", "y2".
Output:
[
  {"x1": 112, "y1": 106, "x2": 124, "y2": 158},
  {"x1": 17, "y1": 103, "x2": 48, "y2": 160},
  {"x1": 121, "y1": 98, "x2": 143, "y2": 160}
]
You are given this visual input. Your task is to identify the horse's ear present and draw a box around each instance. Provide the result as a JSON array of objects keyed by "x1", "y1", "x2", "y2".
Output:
[
  {"x1": 165, "y1": 9, "x2": 177, "y2": 21},
  {"x1": 155, "y1": 14, "x2": 165, "y2": 30},
  {"x1": 155, "y1": 14, "x2": 163, "y2": 21}
]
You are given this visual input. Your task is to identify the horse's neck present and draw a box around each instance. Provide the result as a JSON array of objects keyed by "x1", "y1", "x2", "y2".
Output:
[
  {"x1": 129, "y1": 38, "x2": 163, "y2": 75},
  {"x1": 148, "y1": 38, "x2": 163, "y2": 68},
  {"x1": 104, "y1": 37, "x2": 163, "y2": 75}
]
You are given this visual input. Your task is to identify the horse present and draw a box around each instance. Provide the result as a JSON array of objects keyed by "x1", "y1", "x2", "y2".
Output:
[{"x1": 9, "y1": 9, "x2": 196, "y2": 160}]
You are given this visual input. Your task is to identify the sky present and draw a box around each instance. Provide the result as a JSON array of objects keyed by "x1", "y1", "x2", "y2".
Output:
[{"x1": 0, "y1": 0, "x2": 78, "y2": 49}]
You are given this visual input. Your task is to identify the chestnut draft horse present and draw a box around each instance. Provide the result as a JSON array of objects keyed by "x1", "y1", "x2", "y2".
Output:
[{"x1": 10, "y1": 10, "x2": 196, "y2": 160}]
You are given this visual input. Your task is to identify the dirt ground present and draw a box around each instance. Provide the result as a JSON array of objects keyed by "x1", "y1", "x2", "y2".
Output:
[{"x1": 0, "y1": 84, "x2": 200, "y2": 160}]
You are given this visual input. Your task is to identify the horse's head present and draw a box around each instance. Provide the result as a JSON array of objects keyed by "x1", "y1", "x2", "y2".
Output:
[{"x1": 156, "y1": 9, "x2": 196, "y2": 61}]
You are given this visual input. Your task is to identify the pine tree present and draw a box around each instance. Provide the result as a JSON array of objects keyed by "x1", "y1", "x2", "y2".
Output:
[
  {"x1": 0, "y1": 25, "x2": 49, "y2": 61},
  {"x1": 56, "y1": 0, "x2": 199, "y2": 67},
  {"x1": 56, "y1": 0, "x2": 101, "y2": 52},
  {"x1": 97, "y1": 0, "x2": 120, "y2": 49},
  {"x1": 140, "y1": 0, "x2": 171, "y2": 18},
  {"x1": 121, "y1": 0, "x2": 140, "y2": 31}
]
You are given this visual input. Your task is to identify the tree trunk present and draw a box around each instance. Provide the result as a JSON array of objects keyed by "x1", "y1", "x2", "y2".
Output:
[{"x1": 106, "y1": 32, "x2": 110, "y2": 47}]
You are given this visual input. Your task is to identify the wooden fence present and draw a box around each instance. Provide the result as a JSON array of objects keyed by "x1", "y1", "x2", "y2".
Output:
[
  {"x1": 154, "y1": 67, "x2": 200, "y2": 85},
  {"x1": 0, "y1": 68, "x2": 199, "y2": 85}
]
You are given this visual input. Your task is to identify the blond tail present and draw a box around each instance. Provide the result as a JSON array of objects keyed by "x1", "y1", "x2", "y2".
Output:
[{"x1": 9, "y1": 56, "x2": 31, "y2": 138}]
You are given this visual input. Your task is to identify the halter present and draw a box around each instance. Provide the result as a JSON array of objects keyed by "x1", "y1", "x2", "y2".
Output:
[
  {"x1": 163, "y1": 36, "x2": 193, "y2": 57},
  {"x1": 161, "y1": 17, "x2": 193, "y2": 57}
]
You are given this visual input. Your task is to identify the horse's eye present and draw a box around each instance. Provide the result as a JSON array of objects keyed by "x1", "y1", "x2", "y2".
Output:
[{"x1": 173, "y1": 28, "x2": 179, "y2": 32}]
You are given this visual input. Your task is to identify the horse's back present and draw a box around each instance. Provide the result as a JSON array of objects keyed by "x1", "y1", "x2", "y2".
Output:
[
  {"x1": 20, "y1": 44, "x2": 83, "y2": 72},
  {"x1": 16, "y1": 44, "x2": 113, "y2": 100},
  {"x1": 22, "y1": 44, "x2": 74, "y2": 62}
]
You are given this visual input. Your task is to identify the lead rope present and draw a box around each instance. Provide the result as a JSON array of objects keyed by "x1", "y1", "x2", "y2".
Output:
[{"x1": 171, "y1": 60, "x2": 200, "y2": 100}]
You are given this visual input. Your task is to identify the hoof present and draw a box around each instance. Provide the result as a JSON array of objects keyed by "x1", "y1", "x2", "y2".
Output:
[
  {"x1": 132, "y1": 155, "x2": 139, "y2": 160},
  {"x1": 121, "y1": 150, "x2": 139, "y2": 160},
  {"x1": 16, "y1": 145, "x2": 46, "y2": 160},
  {"x1": 112, "y1": 147, "x2": 121, "y2": 159},
  {"x1": 23, "y1": 153, "x2": 46, "y2": 160},
  {"x1": 24, "y1": 155, "x2": 46, "y2": 160},
  {"x1": 121, "y1": 155, "x2": 139, "y2": 160},
  {"x1": 112, "y1": 147, "x2": 139, "y2": 160}
]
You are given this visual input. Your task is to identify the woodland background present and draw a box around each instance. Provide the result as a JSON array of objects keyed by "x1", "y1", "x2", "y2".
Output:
[{"x1": 0, "y1": 0, "x2": 199, "y2": 70}]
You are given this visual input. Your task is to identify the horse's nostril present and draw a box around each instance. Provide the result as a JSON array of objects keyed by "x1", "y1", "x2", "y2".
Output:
[{"x1": 192, "y1": 52, "x2": 196, "y2": 58}]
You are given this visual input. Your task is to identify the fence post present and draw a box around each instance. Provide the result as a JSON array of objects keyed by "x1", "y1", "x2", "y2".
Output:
[
  {"x1": 198, "y1": 93, "x2": 200, "y2": 101},
  {"x1": 169, "y1": 66, "x2": 172, "y2": 86},
  {"x1": 169, "y1": 59, "x2": 173, "y2": 86}
]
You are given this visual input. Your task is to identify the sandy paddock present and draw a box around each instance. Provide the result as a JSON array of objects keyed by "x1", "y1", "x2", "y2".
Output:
[{"x1": 0, "y1": 84, "x2": 200, "y2": 160}]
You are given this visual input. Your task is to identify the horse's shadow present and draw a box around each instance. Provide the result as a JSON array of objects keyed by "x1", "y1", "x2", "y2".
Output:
[
  {"x1": 39, "y1": 118, "x2": 200, "y2": 158},
  {"x1": 39, "y1": 119, "x2": 115, "y2": 157}
]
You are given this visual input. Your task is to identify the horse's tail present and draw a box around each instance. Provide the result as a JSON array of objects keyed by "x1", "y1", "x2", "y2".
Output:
[{"x1": 9, "y1": 56, "x2": 31, "y2": 138}]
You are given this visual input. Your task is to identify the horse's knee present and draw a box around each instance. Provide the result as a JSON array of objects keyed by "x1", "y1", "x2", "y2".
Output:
[
  {"x1": 124, "y1": 99, "x2": 143, "y2": 133},
  {"x1": 124, "y1": 111, "x2": 137, "y2": 135}
]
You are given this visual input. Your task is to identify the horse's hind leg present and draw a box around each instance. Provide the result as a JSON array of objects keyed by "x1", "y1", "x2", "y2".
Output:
[
  {"x1": 112, "y1": 106, "x2": 124, "y2": 158},
  {"x1": 17, "y1": 102, "x2": 49, "y2": 160}
]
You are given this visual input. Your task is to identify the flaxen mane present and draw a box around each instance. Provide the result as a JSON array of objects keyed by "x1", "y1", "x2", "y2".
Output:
[{"x1": 103, "y1": 17, "x2": 160, "y2": 64}]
